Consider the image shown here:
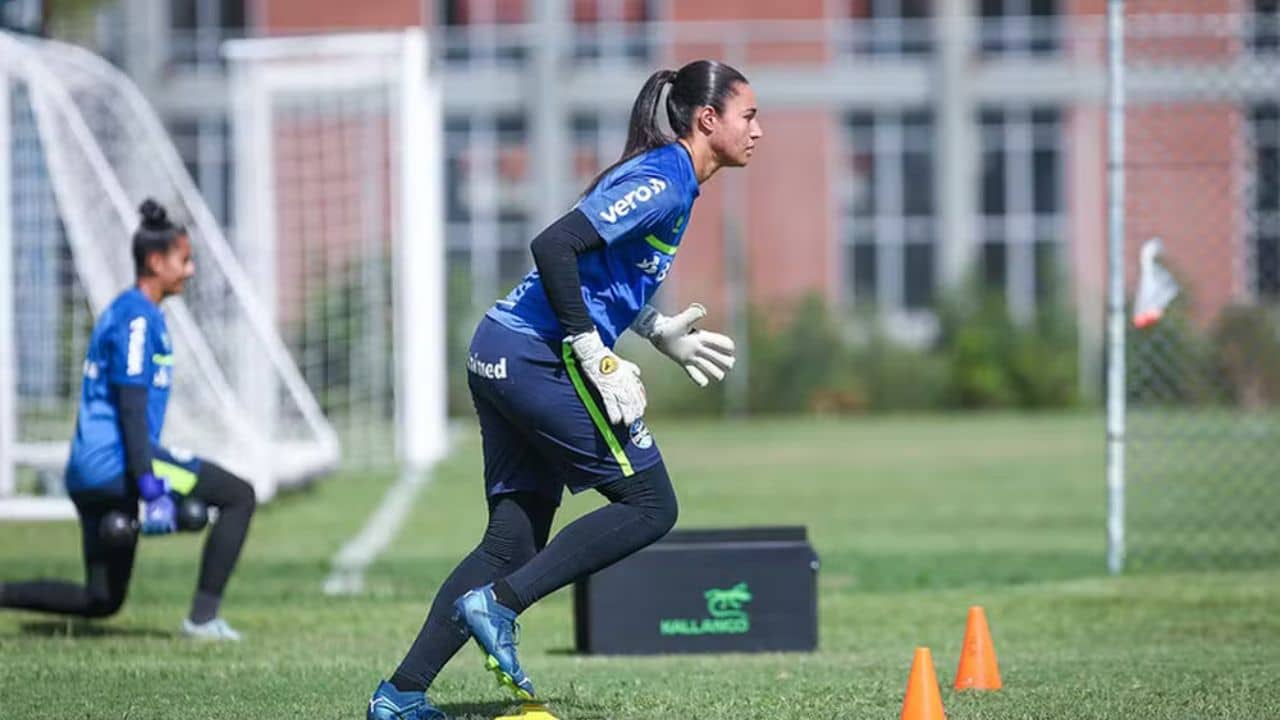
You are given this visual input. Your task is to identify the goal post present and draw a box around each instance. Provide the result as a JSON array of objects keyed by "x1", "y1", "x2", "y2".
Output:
[{"x1": 224, "y1": 30, "x2": 447, "y2": 474}]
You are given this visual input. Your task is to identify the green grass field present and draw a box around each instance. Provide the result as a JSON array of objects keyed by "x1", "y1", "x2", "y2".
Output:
[{"x1": 2, "y1": 412, "x2": 1279, "y2": 719}]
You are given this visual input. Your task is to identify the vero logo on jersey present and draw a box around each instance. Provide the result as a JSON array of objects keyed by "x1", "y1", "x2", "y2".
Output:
[{"x1": 598, "y1": 177, "x2": 668, "y2": 224}]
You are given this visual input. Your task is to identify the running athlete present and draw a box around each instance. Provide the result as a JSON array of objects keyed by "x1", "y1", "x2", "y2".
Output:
[
  {"x1": 368, "y1": 60, "x2": 761, "y2": 720},
  {"x1": 0, "y1": 200, "x2": 257, "y2": 640}
]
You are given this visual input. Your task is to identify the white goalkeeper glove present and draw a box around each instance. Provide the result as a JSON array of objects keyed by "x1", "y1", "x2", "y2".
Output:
[
  {"x1": 632, "y1": 303, "x2": 736, "y2": 387},
  {"x1": 568, "y1": 329, "x2": 647, "y2": 426}
]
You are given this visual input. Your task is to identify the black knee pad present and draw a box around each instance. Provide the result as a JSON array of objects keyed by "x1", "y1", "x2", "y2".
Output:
[
  {"x1": 176, "y1": 496, "x2": 209, "y2": 532},
  {"x1": 98, "y1": 511, "x2": 139, "y2": 549}
]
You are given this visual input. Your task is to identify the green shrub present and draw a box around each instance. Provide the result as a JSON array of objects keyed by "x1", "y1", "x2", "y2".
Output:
[
  {"x1": 454, "y1": 287, "x2": 1084, "y2": 418},
  {"x1": 1210, "y1": 304, "x2": 1280, "y2": 409},
  {"x1": 1127, "y1": 301, "x2": 1222, "y2": 406}
]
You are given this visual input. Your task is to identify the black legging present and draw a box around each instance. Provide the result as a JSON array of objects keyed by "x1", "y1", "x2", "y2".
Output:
[
  {"x1": 391, "y1": 461, "x2": 677, "y2": 692},
  {"x1": 0, "y1": 461, "x2": 256, "y2": 619},
  {"x1": 391, "y1": 492, "x2": 557, "y2": 691}
]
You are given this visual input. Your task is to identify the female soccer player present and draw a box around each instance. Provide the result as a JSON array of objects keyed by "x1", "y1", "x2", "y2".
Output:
[
  {"x1": 368, "y1": 60, "x2": 761, "y2": 719},
  {"x1": 0, "y1": 199, "x2": 257, "y2": 640}
]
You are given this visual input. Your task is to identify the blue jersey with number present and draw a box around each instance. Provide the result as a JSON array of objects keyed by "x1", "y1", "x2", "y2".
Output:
[
  {"x1": 65, "y1": 288, "x2": 174, "y2": 495},
  {"x1": 486, "y1": 142, "x2": 700, "y2": 347}
]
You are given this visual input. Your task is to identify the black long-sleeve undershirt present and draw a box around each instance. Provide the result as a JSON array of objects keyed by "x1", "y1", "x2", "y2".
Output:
[
  {"x1": 115, "y1": 384, "x2": 153, "y2": 484},
  {"x1": 529, "y1": 209, "x2": 605, "y2": 337}
]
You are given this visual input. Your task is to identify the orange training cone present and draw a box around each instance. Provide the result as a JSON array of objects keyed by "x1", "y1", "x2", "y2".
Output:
[
  {"x1": 900, "y1": 647, "x2": 946, "y2": 720},
  {"x1": 954, "y1": 606, "x2": 1002, "y2": 690}
]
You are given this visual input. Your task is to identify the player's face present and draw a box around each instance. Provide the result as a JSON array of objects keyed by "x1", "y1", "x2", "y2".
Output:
[
  {"x1": 155, "y1": 234, "x2": 195, "y2": 297},
  {"x1": 709, "y1": 82, "x2": 762, "y2": 168}
]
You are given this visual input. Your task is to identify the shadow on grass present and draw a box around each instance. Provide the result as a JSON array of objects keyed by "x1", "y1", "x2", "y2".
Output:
[{"x1": 15, "y1": 620, "x2": 171, "y2": 639}]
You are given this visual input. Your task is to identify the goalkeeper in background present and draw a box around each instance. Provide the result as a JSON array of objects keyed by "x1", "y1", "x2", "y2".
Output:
[
  {"x1": 0, "y1": 199, "x2": 257, "y2": 640},
  {"x1": 369, "y1": 59, "x2": 762, "y2": 719}
]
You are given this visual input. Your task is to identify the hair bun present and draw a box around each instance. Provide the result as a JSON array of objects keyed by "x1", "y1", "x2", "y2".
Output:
[{"x1": 138, "y1": 198, "x2": 170, "y2": 229}]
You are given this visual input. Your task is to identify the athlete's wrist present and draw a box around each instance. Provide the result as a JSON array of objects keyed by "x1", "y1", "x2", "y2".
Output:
[
  {"x1": 630, "y1": 305, "x2": 662, "y2": 340},
  {"x1": 567, "y1": 328, "x2": 607, "y2": 356},
  {"x1": 137, "y1": 472, "x2": 169, "y2": 502}
]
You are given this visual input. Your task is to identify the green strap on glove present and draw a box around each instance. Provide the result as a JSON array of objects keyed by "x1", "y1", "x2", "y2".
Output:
[{"x1": 567, "y1": 329, "x2": 647, "y2": 425}]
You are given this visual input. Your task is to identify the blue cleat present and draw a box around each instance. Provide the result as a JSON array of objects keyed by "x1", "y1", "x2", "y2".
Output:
[
  {"x1": 367, "y1": 679, "x2": 447, "y2": 720},
  {"x1": 453, "y1": 584, "x2": 535, "y2": 700}
]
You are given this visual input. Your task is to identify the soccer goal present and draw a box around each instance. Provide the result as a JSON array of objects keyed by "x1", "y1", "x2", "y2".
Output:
[
  {"x1": 224, "y1": 30, "x2": 447, "y2": 473},
  {"x1": 0, "y1": 31, "x2": 341, "y2": 519}
]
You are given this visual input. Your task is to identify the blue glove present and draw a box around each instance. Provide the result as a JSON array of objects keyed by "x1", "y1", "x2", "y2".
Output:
[
  {"x1": 141, "y1": 494, "x2": 177, "y2": 535},
  {"x1": 137, "y1": 472, "x2": 168, "y2": 501}
]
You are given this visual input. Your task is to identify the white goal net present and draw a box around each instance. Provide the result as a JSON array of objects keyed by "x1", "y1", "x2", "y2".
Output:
[{"x1": 0, "y1": 31, "x2": 340, "y2": 519}]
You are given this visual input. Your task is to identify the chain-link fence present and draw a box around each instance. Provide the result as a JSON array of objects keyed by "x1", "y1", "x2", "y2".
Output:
[{"x1": 1120, "y1": 3, "x2": 1280, "y2": 570}]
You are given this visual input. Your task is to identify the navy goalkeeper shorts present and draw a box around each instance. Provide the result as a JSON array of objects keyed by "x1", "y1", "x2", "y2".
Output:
[{"x1": 467, "y1": 316, "x2": 662, "y2": 503}]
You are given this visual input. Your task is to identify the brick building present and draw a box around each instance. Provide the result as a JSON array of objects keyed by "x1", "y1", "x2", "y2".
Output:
[{"x1": 75, "y1": 1, "x2": 1280, "y2": 359}]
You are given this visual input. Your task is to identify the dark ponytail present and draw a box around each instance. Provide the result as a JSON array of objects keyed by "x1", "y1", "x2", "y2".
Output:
[
  {"x1": 583, "y1": 59, "x2": 749, "y2": 195},
  {"x1": 620, "y1": 68, "x2": 678, "y2": 162},
  {"x1": 132, "y1": 198, "x2": 185, "y2": 277}
]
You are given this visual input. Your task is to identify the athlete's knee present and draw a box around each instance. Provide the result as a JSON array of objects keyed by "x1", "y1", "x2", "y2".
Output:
[
  {"x1": 620, "y1": 463, "x2": 678, "y2": 539},
  {"x1": 198, "y1": 462, "x2": 257, "y2": 514},
  {"x1": 476, "y1": 512, "x2": 537, "y2": 569},
  {"x1": 239, "y1": 479, "x2": 258, "y2": 513},
  {"x1": 83, "y1": 589, "x2": 126, "y2": 618},
  {"x1": 643, "y1": 486, "x2": 678, "y2": 540},
  {"x1": 476, "y1": 531, "x2": 537, "y2": 569},
  {"x1": 220, "y1": 474, "x2": 257, "y2": 516},
  {"x1": 651, "y1": 489, "x2": 678, "y2": 536}
]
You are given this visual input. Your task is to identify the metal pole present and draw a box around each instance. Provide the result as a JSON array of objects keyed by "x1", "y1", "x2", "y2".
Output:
[
  {"x1": 529, "y1": 0, "x2": 570, "y2": 229},
  {"x1": 723, "y1": 33, "x2": 749, "y2": 418},
  {"x1": 227, "y1": 51, "x2": 278, "y2": 493},
  {"x1": 0, "y1": 67, "x2": 15, "y2": 499},
  {"x1": 396, "y1": 28, "x2": 447, "y2": 472},
  {"x1": 935, "y1": 0, "x2": 977, "y2": 293},
  {"x1": 1105, "y1": 0, "x2": 1127, "y2": 575}
]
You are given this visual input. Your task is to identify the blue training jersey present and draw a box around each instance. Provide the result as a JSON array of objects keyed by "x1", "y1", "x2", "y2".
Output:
[
  {"x1": 65, "y1": 288, "x2": 174, "y2": 495},
  {"x1": 486, "y1": 142, "x2": 700, "y2": 347}
]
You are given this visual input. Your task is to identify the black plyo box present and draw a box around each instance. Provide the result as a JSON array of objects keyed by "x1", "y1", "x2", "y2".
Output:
[{"x1": 573, "y1": 526, "x2": 819, "y2": 655}]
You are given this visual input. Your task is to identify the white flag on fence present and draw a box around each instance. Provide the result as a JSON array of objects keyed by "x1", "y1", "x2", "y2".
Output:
[{"x1": 1133, "y1": 237, "x2": 1179, "y2": 329}]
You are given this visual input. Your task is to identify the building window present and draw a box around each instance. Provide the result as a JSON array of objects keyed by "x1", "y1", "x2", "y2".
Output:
[
  {"x1": 843, "y1": 111, "x2": 936, "y2": 314},
  {"x1": 979, "y1": 107, "x2": 1065, "y2": 318},
  {"x1": 843, "y1": 0, "x2": 933, "y2": 58},
  {"x1": 570, "y1": 111, "x2": 629, "y2": 192},
  {"x1": 979, "y1": 0, "x2": 1059, "y2": 57},
  {"x1": 1254, "y1": 103, "x2": 1280, "y2": 297},
  {"x1": 572, "y1": 0, "x2": 654, "y2": 62},
  {"x1": 168, "y1": 0, "x2": 245, "y2": 71},
  {"x1": 439, "y1": 0, "x2": 528, "y2": 65},
  {"x1": 445, "y1": 113, "x2": 532, "y2": 308},
  {"x1": 1255, "y1": 0, "x2": 1280, "y2": 53},
  {"x1": 442, "y1": 0, "x2": 526, "y2": 24},
  {"x1": 168, "y1": 115, "x2": 233, "y2": 227}
]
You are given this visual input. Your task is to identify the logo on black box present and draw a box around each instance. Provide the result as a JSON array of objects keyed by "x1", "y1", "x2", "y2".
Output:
[{"x1": 658, "y1": 582, "x2": 752, "y2": 636}]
